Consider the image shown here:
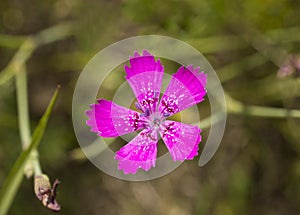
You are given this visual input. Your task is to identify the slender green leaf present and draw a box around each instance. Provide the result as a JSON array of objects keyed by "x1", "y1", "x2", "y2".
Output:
[{"x1": 0, "y1": 86, "x2": 60, "y2": 215}]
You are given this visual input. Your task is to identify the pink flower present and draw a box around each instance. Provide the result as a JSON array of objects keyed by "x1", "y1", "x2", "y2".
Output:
[{"x1": 86, "y1": 50, "x2": 207, "y2": 174}]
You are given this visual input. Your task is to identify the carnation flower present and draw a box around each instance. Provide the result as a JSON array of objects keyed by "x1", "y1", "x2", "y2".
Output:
[{"x1": 86, "y1": 50, "x2": 207, "y2": 174}]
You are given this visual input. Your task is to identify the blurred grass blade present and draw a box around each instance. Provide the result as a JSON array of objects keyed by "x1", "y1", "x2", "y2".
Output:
[
  {"x1": 0, "y1": 38, "x2": 36, "y2": 86},
  {"x1": 0, "y1": 22, "x2": 73, "y2": 86},
  {"x1": 0, "y1": 34, "x2": 26, "y2": 49},
  {"x1": 0, "y1": 86, "x2": 60, "y2": 215}
]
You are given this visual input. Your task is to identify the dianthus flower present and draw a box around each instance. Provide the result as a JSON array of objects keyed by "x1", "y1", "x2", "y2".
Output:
[{"x1": 86, "y1": 50, "x2": 207, "y2": 174}]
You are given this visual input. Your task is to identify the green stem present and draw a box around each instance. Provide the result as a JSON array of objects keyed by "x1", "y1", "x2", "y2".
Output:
[
  {"x1": 0, "y1": 22, "x2": 74, "y2": 86},
  {"x1": 227, "y1": 94, "x2": 300, "y2": 118},
  {"x1": 15, "y1": 63, "x2": 42, "y2": 179},
  {"x1": 237, "y1": 105, "x2": 300, "y2": 118},
  {"x1": 16, "y1": 66, "x2": 31, "y2": 149},
  {"x1": 0, "y1": 38, "x2": 36, "y2": 86},
  {"x1": 0, "y1": 86, "x2": 60, "y2": 215},
  {"x1": 32, "y1": 151, "x2": 42, "y2": 176}
]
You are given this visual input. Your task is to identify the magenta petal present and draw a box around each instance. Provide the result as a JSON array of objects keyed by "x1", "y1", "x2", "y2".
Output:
[
  {"x1": 160, "y1": 120, "x2": 201, "y2": 161},
  {"x1": 159, "y1": 65, "x2": 207, "y2": 116},
  {"x1": 125, "y1": 50, "x2": 164, "y2": 79},
  {"x1": 86, "y1": 99, "x2": 146, "y2": 137},
  {"x1": 125, "y1": 50, "x2": 164, "y2": 112},
  {"x1": 115, "y1": 129, "x2": 158, "y2": 174}
]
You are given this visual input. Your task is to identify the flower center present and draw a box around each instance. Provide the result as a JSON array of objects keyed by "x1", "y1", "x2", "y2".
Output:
[{"x1": 147, "y1": 112, "x2": 165, "y2": 131}]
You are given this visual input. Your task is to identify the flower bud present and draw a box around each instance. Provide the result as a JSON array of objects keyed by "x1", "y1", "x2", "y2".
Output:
[
  {"x1": 277, "y1": 54, "x2": 300, "y2": 78},
  {"x1": 34, "y1": 174, "x2": 61, "y2": 211}
]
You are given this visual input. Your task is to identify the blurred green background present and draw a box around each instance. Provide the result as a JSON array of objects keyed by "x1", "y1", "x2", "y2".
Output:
[{"x1": 1, "y1": 0, "x2": 300, "y2": 214}]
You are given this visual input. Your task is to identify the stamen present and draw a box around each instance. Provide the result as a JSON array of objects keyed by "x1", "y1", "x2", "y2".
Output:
[
  {"x1": 140, "y1": 108, "x2": 150, "y2": 117},
  {"x1": 153, "y1": 91, "x2": 159, "y2": 112},
  {"x1": 163, "y1": 113, "x2": 170, "y2": 117},
  {"x1": 135, "y1": 102, "x2": 143, "y2": 112},
  {"x1": 148, "y1": 102, "x2": 152, "y2": 114}
]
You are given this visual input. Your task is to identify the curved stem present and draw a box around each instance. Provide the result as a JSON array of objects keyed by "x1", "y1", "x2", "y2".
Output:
[{"x1": 0, "y1": 22, "x2": 74, "y2": 86}]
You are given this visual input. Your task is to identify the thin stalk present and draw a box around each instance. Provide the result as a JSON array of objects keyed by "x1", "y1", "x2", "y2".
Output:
[
  {"x1": 32, "y1": 151, "x2": 42, "y2": 176},
  {"x1": 237, "y1": 105, "x2": 300, "y2": 118},
  {"x1": 227, "y1": 94, "x2": 300, "y2": 119},
  {"x1": 0, "y1": 22, "x2": 74, "y2": 86},
  {"x1": 15, "y1": 65, "x2": 42, "y2": 178},
  {"x1": 16, "y1": 66, "x2": 31, "y2": 148}
]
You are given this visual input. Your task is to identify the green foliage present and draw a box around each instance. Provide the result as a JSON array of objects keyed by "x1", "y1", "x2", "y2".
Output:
[{"x1": 0, "y1": 86, "x2": 59, "y2": 214}]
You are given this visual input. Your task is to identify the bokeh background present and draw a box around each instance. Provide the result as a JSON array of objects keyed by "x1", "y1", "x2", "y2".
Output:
[{"x1": 1, "y1": 0, "x2": 300, "y2": 214}]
